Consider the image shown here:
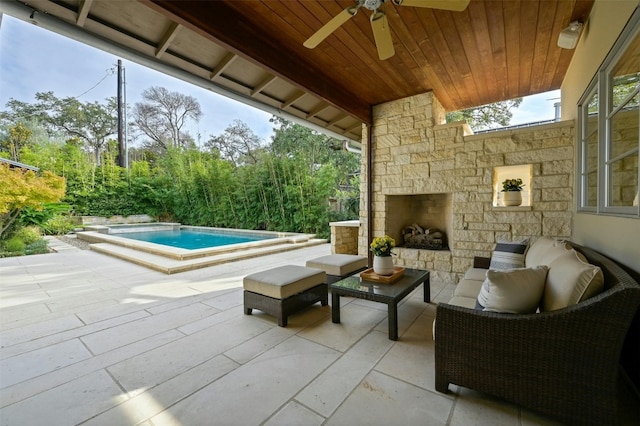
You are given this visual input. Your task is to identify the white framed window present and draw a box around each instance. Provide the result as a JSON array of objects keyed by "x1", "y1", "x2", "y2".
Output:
[{"x1": 578, "y1": 11, "x2": 639, "y2": 217}]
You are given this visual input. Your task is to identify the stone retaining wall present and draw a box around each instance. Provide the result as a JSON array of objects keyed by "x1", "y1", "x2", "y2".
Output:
[{"x1": 78, "y1": 215, "x2": 155, "y2": 226}]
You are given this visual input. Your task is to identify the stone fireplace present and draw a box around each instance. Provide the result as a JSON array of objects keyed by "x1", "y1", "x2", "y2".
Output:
[
  {"x1": 357, "y1": 91, "x2": 575, "y2": 284},
  {"x1": 385, "y1": 193, "x2": 452, "y2": 250}
]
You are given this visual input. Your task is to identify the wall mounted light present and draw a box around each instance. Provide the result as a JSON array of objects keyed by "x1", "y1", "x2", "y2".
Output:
[{"x1": 558, "y1": 21, "x2": 583, "y2": 49}]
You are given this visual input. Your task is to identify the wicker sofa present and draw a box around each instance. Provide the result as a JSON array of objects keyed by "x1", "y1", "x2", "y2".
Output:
[{"x1": 434, "y1": 240, "x2": 640, "y2": 425}]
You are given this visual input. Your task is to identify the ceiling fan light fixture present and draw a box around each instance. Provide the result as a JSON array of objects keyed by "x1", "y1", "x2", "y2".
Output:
[
  {"x1": 303, "y1": 0, "x2": 471, "y2": 59},
  {"x1": 557, "y1": 20, "x2": 583, "y2": 49},
  {"x1": 362, "y1": 0, "x2": 384, "y2": 11}
]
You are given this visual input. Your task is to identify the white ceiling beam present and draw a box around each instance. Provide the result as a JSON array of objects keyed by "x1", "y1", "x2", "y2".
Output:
[
  {"x1": 155, "y1": 21, "x2": 180, "y2": 58},
  {"x1": 76, "y1": 0, "x2": 93, "y2": 27},
  {"x1": 328, "y1": 113, "x2": 349, "y2": 127},
  {"x1": 281, "y1": 91, "x2": 305, "y2": 109},
  {"x1": 343, "y1": 122, "x2": 363, "y2": 135},
  {"x1": 250, "y1": 74, "x2": 277, "y2": 97},
  {"x1": 306, "y1": 102, "x2": 330, "y2": 119},
  {"x1": 210, "y1": 52, "x2": 237, "y2": 80}
]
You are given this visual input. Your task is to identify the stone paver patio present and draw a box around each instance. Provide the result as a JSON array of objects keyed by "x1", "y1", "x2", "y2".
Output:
[{"x1": 1, "y1": 240, "x2": 637, "y2": 425}]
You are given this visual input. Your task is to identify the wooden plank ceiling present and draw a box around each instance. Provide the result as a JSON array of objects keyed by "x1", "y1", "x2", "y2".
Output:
[{"x1": 15, "y1": 0, "x2": 594, "y2": 142}]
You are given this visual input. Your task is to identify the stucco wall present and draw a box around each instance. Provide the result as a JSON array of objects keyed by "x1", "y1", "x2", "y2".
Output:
[
  {"x1": 561, "y1": 0, "x2": 638, "y2": 120},
  {"x1": 561, "y1": 0, "x2": 640, "y2": 273}
]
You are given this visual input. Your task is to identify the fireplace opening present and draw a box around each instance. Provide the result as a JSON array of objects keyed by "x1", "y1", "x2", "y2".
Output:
[
  {"x1": 402, "y1": 224, "x2": 448, "y2": 250},
  {"x1": 385, "y1": 193, "x2": 452, "y2": 251}
]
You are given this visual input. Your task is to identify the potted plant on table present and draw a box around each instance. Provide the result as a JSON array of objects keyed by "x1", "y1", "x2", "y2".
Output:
[
  {"x1": 501, "y1": 178, "x2": 525, "y2": 206},
  {"x1": 370, "y1": 235, "x2": 396, "y2": 275}
]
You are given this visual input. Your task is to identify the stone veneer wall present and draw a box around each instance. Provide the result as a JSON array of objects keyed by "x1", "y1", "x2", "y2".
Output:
[
  {"x1": 330, "y1": 221, "x2": 359, "y2": 255},
  {"x1": 358, "y1": 92, "x2": 575, "y2": 283}
]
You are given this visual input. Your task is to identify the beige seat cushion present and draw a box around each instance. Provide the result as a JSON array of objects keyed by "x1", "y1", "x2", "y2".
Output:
[
  {"x1": 243, "y1": 265, "x2": 326, "y2": 299},
  {"x1": 447, "y1": 296, "x2": 478, "y2": 309},
  {"x1": 454, "y1": 278, "x2": 484, "y2": 299},
  {"x1": 541, "y1": 249, "x2": 604, "y2": 312},
  {"x1": 525, "y1": 236, "x2": 570, "y2": 268},
  {"x1": 305, "y1": 254, "x2": 368, "y2": 276},
  {"x1": 463, "y1": 267, "x2": 488, "y2": 281}
]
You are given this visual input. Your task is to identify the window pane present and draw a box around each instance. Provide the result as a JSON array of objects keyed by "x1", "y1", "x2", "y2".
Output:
[
  {"x1": 608, "y1": 28, "x2": 639, "y2": 209},
  {"x1": 582, "y1": 89, "x2": 599, "y2": 208},
  {"x1": 610, "y1": 92, "x2": 639, "y2": 160},
  {"x1": 587, "y1": 171, "x2": 598, "y2": 207},
  {"x1": 586, "y1": 127, "x2": 599, "y2": 172},
  {"x1": 609, "y1": 155, "x2": 638, "y2": 206},
  {"x1": 585, "y1": 131, "x2": 599, "y2": 208},
  {"x1": 611, "y1": 31, "x2": 640, "y2": 111}
]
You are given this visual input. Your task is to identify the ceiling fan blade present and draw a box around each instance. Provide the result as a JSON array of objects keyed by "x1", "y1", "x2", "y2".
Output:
[
  {"x1": 393, "y1": 0, "x2": 470, "y2": 12},
  {"x1": 371, "y1": 12, "x2": 395, "y2": 60},
  {"x1": 304, "y1": 7, "x2": 356, "y2": 49}
]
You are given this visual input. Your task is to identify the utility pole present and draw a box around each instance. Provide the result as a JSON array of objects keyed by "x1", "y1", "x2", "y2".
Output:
[{"x1": 117, "y1": 59, "x2": 126, "y2": 168}]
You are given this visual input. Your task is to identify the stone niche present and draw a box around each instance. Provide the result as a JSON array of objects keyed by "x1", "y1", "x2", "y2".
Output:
[{"x1": 385, "y1": 193, "x2": 452, "y2": 250}]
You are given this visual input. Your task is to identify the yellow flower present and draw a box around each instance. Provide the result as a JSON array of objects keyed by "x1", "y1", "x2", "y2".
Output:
[{"x1": 370, "y1": 235, "x2": 395, "y2": 257}]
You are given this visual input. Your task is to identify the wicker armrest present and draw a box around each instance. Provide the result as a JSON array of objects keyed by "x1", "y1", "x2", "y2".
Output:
[
  {"x1": 473, "y1": 256, "x2": 491, "y2": 269},
  {"x1": 435, "y1": 285, "x2": 640, "y2": 425}
]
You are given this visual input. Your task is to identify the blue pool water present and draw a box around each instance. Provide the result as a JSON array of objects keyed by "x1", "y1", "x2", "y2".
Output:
[{"x1": 117, "y1": 229, "x2": 271, "y2": 250}]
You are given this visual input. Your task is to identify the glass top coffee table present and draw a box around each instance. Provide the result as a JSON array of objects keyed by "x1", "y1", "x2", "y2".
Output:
[{"x1": 330, "y1": 268, "x2": 430, "y2": 340}]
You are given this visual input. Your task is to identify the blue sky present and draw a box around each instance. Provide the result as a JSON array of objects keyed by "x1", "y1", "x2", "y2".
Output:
[
  {"x1": 0, "y1": 14, "x2": 559, "y2": 145},
  {"x1": 0, "y1": 15, "x2": 275, "y2": 145}
]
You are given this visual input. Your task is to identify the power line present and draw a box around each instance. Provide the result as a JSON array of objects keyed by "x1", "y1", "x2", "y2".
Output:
[{"x1": 74, "y1": 66, "x2": 116, "y2": 99}]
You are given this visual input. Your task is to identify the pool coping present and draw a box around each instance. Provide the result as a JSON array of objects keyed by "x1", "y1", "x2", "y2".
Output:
[{"x1": 78, "y1": 225, "x2": 316, "y2": 261}]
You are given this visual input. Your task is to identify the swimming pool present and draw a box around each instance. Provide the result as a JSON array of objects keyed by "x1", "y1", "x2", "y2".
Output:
[
  {"x1": 78, "y1": 224, "x2": 314, "y2": 261},
  {"x1": 117, "y1": 229, "x2": 272, "y2": 250}
]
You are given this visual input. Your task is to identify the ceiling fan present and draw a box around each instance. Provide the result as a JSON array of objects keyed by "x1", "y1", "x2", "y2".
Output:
[{"x1": 304, "y1": 0, "x2": 470, "y2": 60}]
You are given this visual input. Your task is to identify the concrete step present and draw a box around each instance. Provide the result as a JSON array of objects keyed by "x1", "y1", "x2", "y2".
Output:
[{"x1": 89, "y1": 239, "x2": 328, "y2": 274}]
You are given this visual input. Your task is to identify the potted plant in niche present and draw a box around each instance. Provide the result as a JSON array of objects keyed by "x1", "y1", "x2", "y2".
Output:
[
  {"x1": 501, "y1": 178, "x2": 525, "y2": 206},
  {"x1": 370, "y1": 235, "x2": 395, "y2": 275}
]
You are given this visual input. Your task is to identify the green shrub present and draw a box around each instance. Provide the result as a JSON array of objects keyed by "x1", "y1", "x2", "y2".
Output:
[
  {"x1": 43, "y1": 215, "x2": 76, "y2": 235},
  {"x1": 13, "y1": 226, "x2": 43, "y2": 245},
  {"x1": 25, "y1": 239, "x2": 49, "y2": 255},
  {"x1": 2, "y1": 236, "x2": 26, "y2": 254},
  {"x1": 18, "y1": 203, "x2": 73, "y2": 228}
]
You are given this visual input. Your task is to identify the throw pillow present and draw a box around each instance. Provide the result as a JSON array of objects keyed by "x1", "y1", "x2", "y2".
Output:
[
  {"x1": 525, "y1": 236, "x2": 570, "y2": 268},
  {"x1": 476, "y1": 266, "x2": 549, "y2": 314},
  {"x1": 541, "y1": 249, "x2": 604, "y2": 312},
  {"x1": 489, "y1": 239, "x2": 529, "y2": 270}
]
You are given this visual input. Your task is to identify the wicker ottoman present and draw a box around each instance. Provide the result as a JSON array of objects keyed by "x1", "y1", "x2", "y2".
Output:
[
  {"x1": 243, "y1": 265, "x2": 327, "y2": 327},
  {"x1": 305, "y1": 254, "x2": 368, "y2": 284}
]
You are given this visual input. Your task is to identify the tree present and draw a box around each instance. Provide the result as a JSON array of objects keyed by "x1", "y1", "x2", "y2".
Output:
[
  {"x1": 0, "y1": 164, "x2": 66, "y2": 238},
  {"x1": 0, "y1": 98, "x2": 50, "y2": 128},
  {"x1": 1, "y1": 123, "x2": 33, "y2": 161},
  {"x1": 205, "y1": 119, "x2": 263, "y2": 166},
  {"x1": 46, "y1": 95, "x2": 118, "y2": 164},
  {"x1": 131, "y1": 87, "x2": 202, "y2": 151},
  {"x1": 446, "y1": 98, "x2": 523, "y2": 131},
  {"x1": 269, "y1": 117, "x2": 360, "y2": 183},
  {"x1": 1, "y1": 92, "x2": 118, "y2": 164}
]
